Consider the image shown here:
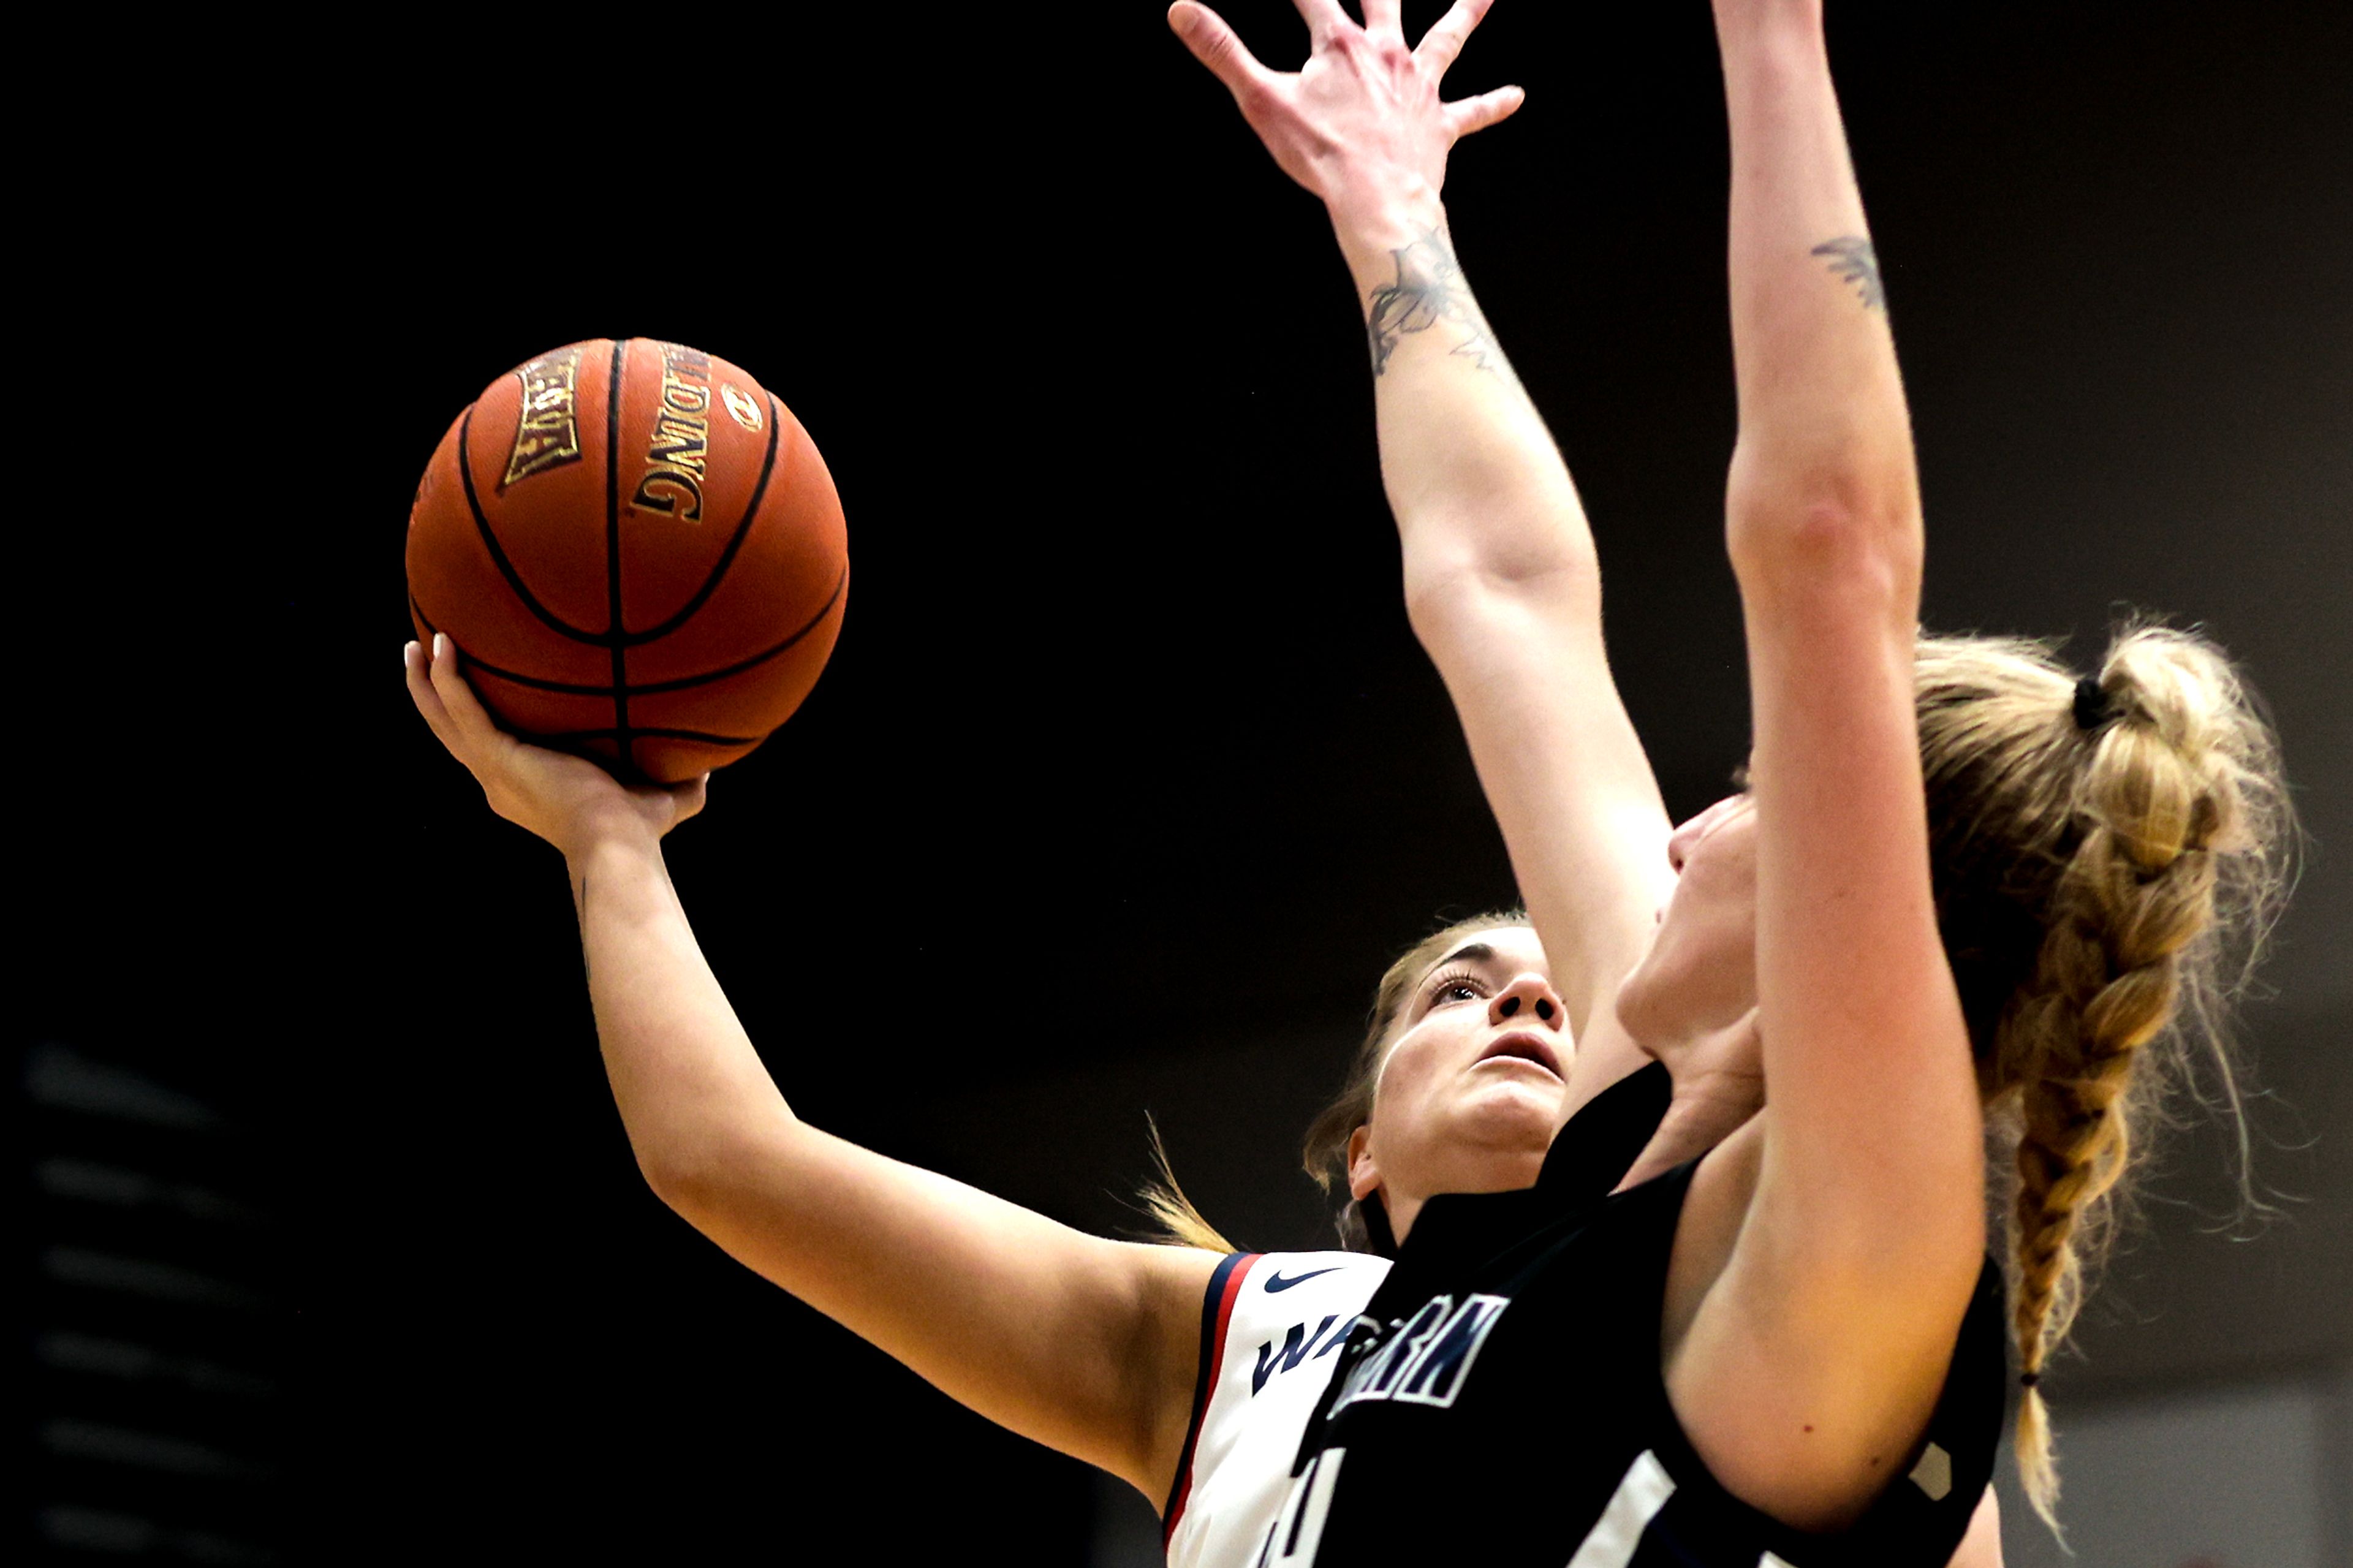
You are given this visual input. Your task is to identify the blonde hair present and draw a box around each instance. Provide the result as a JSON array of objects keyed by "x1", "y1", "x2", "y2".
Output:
[
  {"x1": 1135, "y1": 1114, "x2": 1240, "y2": 1254},
  {"x1": 1136, "y1": 626, "x2": 2293, "y2": 1539},
  {"x1": 1914, "y1": 625, "x2": 2292, "y2": 1532}
]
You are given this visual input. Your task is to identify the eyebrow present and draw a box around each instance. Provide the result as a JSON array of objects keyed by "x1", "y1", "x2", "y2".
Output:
[{"x1": 1425, "y1": 942, "x2": 1495, "y2": 980}]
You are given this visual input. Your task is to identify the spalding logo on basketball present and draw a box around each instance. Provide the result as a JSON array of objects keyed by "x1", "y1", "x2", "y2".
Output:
[{"x1": 405, "y1": 339, "x2": 848, "y2": 785}]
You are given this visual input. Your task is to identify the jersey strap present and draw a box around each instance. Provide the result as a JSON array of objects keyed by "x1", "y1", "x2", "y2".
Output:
[{"x1": 1162, "y1": 1251, "x2": 1262, "y2": 1542}]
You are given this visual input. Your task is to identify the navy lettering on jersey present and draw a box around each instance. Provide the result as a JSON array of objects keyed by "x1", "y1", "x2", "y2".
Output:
[
  {"x1": 1252, "y1": 1314, "x2": 1341, "y2": 1396},
  {"x1": 1395, "y1": 1294, "x2": 1509, "y2": 1407},
  {"x1": 1330, "y1": 1293, "x2": 1513, "y2": 1415},
  {"x1": 1333, "y1": 1297, "x2": 1450, "y2": 1412}
]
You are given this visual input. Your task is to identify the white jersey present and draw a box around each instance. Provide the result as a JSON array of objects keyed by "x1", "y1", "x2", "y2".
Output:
[{"x1": 1163, "y1": 1251, "x2": 1390, "y2": 1568}]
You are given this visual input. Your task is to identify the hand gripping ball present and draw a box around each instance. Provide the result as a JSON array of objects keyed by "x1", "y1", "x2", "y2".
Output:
[{"x1": 406, "y1": 339, "x2": 848, "y2": 784}]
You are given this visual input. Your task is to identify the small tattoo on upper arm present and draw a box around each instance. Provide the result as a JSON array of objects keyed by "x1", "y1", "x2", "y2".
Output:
[
  {"x1": 1811, "y1": 236, "x2": 1885, "y2": 309},
  {"x1": 1366, "y1": 231, "x2": 1516, "y2": 380}
]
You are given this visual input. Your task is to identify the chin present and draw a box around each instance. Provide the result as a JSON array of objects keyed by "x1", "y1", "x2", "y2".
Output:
[
  {"x1": 1617, "y1": 964, "x2": 1735, "y2": 1051},
  {"x1": 1613, "y1": 969, "x2": 1669, "y2": 1050},
  {"x1": 1454, "y1": 1080, "x2": 1564, "y2": 1151}
]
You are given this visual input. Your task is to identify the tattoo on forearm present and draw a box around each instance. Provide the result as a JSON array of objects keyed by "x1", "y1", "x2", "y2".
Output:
[
  {"x1": 1810, "y1": 236, "x2": 1885, "y2": 310},
  {"x1": 1366, "y1": 230, "x2": 1514, "y2": 379}
]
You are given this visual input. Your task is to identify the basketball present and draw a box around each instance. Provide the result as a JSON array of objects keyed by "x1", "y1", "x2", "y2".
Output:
[{"x1": 404, "y1": 339, "x2": 848, "y2": 784}]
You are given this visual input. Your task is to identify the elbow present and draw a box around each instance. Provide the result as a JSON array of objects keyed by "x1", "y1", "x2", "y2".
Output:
[
  {"x1": 1722, "y1": 421, "x2": 1920, "y2": 574},
  {"x1": 635, "y1": 1146, "x2": 707, "y2": 1218},
  {"x1": 634, "y1": 1136, "x2": 743, "y2": 1222},
  {"x1": 1402, "y1": 543, "x2": 1601, "y2": 650},
  {"x1": 1724, "y1": 490, "x2": 1921, "y2": 613},
  {"x1": 1722, "y1": 432, "x2": 1922, "y2": 597},
  {"x1": 634, "y1": 1115, "x2": 808, "y2": 1228}
]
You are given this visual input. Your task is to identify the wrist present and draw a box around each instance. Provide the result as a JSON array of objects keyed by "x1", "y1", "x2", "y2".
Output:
[
  {"x1": 1326, "y1": 184, "x2": 1448, "y2": 273},
  {"x1": 559, "y1": 812, "x2": 665, "y2": 870},
  {"x1": 1713, "y1": 0, "x2": 1827, "y2": 60}
]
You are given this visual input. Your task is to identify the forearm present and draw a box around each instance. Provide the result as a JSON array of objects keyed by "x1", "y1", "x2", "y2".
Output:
[
  {"x1": 563, "y1": 831, "x2": 1211, "y2": 1491},
  {"x1": 1328, "y1": 205, "x2": 1597, "y2": 619},
  {"x1": 566, "y1": 829, "x2": 797, "y2": 1196},
  {"x1": 1165, "y1": 0, "x2": 1672, "y2": 1034},
  {"x1": 1715, "y1": 2, "x2": 1919, "y2": 556},
  {"x1": 1329, "y1": 202, "x2": 1670, "y2": 1035},
  {"x1": 407, "y1": 640, "x2": 1209, "y2": 1487}
]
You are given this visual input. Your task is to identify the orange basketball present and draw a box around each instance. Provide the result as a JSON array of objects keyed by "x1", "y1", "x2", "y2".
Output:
[{"x1": 405, "y1": 339, "x2": 849, "y2": 785}]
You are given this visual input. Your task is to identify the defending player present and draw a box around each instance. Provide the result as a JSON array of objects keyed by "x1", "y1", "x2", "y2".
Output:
[{"x1": 1184, "y1": 2, "x2": 2295, "y2": 1564}]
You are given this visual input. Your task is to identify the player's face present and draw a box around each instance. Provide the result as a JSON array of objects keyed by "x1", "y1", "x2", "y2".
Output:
[
  {"x1": 1615, "y1": 793, "x2": 1760, "y2": 1048},
  {"x1": 1353, "y1": 926, "x2": 1571, "y2": 1210}
]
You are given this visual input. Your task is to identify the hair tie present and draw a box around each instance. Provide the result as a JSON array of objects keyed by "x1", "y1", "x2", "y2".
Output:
[
  {"x1": 2072, "y1": 676, "x2": 2115, "y2": 733},
  {"x1": 2019, "y1": 1370, "x2": 2042, "y2": 1388}
]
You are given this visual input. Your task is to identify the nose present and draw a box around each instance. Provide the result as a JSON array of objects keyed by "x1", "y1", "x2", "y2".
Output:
[
  {"x1": 1489, "y1": 973, "x2": 1563, "y2": 1029},
  {"x1": 1667, "y1": 794, "x2": 1741, "y2": 873},
  {"x1": 1668, "y1": 816, "x2": 1708, "y2": 874}
]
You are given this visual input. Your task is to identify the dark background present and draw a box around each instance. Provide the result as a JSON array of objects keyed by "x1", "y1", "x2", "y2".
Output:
[{"x1": 20, "y1": 2, "x2": 2350, "y2": 1562}]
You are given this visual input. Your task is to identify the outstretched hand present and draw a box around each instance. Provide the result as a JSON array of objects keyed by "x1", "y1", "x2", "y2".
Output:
[
  {"x1": 404, "y1": 634, "x2": 707, "y2": 859},
  {"x1": 1168, "y1": 0, "x2": 1521, "y2": 234}
]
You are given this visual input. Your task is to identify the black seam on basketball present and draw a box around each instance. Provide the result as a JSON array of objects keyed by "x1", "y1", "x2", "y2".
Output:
[
  {"x1": 535, "y1": 726, "x2": 757, "y2": 746},
  {"x1": 628, "y1": 564, "x2": 846, "y2": 694},
  {"x1": 607, "y1": 339, "x2": 633, "y2": 776},
  {"x1": 456, "y1": 401, "x2": 605, "y2": 645},
  {"x1": 412, "y1": 565, "x2": 842, "y2": 700},
  {"x1": 409, "y1": 594, "x2": 590, "y2": 692},
  {"x1": 619, "y1": 387, "x2": 785, "y2": 648}
]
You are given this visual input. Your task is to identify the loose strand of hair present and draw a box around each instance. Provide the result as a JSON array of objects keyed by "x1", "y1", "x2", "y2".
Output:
[{"x1": 1132, "y1": 1113, "x2": 1241, "y2": 1255}]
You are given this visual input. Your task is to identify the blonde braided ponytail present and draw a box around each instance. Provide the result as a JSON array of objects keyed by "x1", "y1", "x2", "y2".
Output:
[{"x1": 1913, "y1": 626, "x2": 2290, "y2": 1535}]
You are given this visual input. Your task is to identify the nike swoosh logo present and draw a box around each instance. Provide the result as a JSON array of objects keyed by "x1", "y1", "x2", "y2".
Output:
[{"x1": 1264, "y1": 1267, "x2": 1341, "y2": 1293}]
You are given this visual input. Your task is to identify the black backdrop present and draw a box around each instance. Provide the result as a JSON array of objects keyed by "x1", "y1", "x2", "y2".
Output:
[{"x1": 22, "y1": 3, "x2": 2351, "y2": 1561}]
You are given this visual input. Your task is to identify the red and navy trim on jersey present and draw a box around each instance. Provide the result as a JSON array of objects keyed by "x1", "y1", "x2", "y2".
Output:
[{"x1": 1162, "y1": 1251, "x2": 1262, "y2": 1543}]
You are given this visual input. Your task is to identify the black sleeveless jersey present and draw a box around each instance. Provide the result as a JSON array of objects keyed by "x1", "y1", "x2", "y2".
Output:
[
  {"x1": 1262, "y1": 1074, "x2": 2006, "y2": 1568},
  {"x1": 1539, "y1": 1059, "x2": 1674, "y2": 1208}
]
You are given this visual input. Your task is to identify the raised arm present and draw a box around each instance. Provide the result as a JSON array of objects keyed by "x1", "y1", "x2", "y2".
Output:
[
  {"x1": 1665, "y1": 0, "x2": 1986, "y2": 1527},
  {"x1": 1170, "y1": 0, "x2": 1672, "y2": 1091},
  {"x1": 403, "y1": 636, "x2": 1218, "y2": 1504}
]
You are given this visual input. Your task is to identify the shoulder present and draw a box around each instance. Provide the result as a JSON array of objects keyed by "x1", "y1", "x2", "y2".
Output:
[
  {"x1": 1191, "y1": 1251, "x2": 1392, "y2": 1411},
  {"x1": 1240, "y1": 1250, "x2": 1389, "y2": 1298},
  {"x1": 1165, "y1": 1252, "x2": 1390, "y2": 1564},
  {"x1": 1199, "y1": 1251, "x2": 1389, "y2": 1341}
]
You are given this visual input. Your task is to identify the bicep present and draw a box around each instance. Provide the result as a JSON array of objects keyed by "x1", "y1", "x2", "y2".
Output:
[
  {"x1": 658, "y1": 1119, "x2": 1220, "y2": 1499},
  {"x1": 1741, "y1": 558, "x2": 1983, "y2": 1249},
  {"x1": 1670, "y1": 556, "x2": 1987, "y2": 1515}
]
